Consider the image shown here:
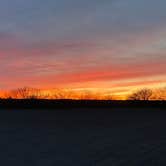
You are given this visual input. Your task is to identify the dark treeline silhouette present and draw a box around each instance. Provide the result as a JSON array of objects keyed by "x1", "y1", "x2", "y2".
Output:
[
  {"x1": 1, "y1": 87, "x2": 166, "y2": 100},
  {"x1": 3, "y1": 87, "x2": 114, "y2": 100},
  {"x1": 5, "y1": 87, "x2": 47, "y2": 99},
  {"x1": 0, "y1": 87, "x2": 165, "y2": 111},
  {"x1": 0, "y1": 87, "x2": 165, "y2": 109},
  {"x1": 0, "y1": 99, "x2": 165, "y2": 110}
]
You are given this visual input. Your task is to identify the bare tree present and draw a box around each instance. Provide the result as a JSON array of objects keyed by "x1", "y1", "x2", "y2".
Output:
[
  {"x1": 79, "y1": 90, "x2": 93, "y2": 100},
  {"x1": 52, "y1": 89, "x2": 66, "y2": 99},
  {"x1": 152, "y1": 87, "x2": 166, "y2": 100},
  {"x1": 28, "y1": 88, "x2": 42, "y2": 99},
  {"x1": 158, "y1": 87, "x2": 166, "y2": 100},
  {"x1": 9, "y1": 87, "x2": 42, "y2": 99},
  {"x1": 52, "y1": 89, "x2": 78, "y2": 99},
  {"x1": 128, "y1": 88, "x2": 153, "y2": 100}
]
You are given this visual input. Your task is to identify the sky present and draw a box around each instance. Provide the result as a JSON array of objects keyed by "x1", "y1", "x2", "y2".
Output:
[{"x1": 0, "y1": 0, "x2": 166, "y2": 98}]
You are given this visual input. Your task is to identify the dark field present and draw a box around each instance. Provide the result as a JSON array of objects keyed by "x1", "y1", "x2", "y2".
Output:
[{"x1": 0, "y1": 107, "x2": 166, "y2": 166}]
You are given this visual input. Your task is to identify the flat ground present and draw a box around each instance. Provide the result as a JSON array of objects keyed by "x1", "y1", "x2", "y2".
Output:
[{"x1": 0, "y1": 107, "x2": 166, "y2": 166}]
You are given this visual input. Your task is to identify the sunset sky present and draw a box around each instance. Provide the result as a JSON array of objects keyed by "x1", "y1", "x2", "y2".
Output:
[{"x1": 0, "y1": 0, "x2": 166, "y2": 98}]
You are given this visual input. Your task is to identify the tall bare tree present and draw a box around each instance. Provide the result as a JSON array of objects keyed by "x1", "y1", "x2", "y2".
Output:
[{"x1": 128, "y1": 88, "x2": 153, "y2": 100}]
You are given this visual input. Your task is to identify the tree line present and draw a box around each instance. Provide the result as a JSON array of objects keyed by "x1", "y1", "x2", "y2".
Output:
[
  {"x1": 3, "y1": 87, "x2": 113, "y2": 100},
  {"x1": 1, "y1": 86, "x2": 166, "y2": 100}
]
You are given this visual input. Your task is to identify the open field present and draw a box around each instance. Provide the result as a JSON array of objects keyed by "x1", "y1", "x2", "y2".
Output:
[{"x1": 0, "y1": 107, "x2": 166, "y2": 166}]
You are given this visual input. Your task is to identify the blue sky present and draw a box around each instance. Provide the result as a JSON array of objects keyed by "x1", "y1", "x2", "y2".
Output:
[{"x1": 1, "y1": 0, "x2": 166, "y2": 41}]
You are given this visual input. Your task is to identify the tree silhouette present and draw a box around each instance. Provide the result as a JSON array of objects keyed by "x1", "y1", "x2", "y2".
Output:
[
  {"x1": 157, "y1": 87, "x2": 166, "y2": 100},
  {"x1": 128, "y1": 88, "x2": 153, "y2": 100},
  {"x1": 152, "y1": 87, "x2": 166, "y2": 100},
  {"x1": 9, "y1": 87, "x2": 42, "y2": 99}
]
